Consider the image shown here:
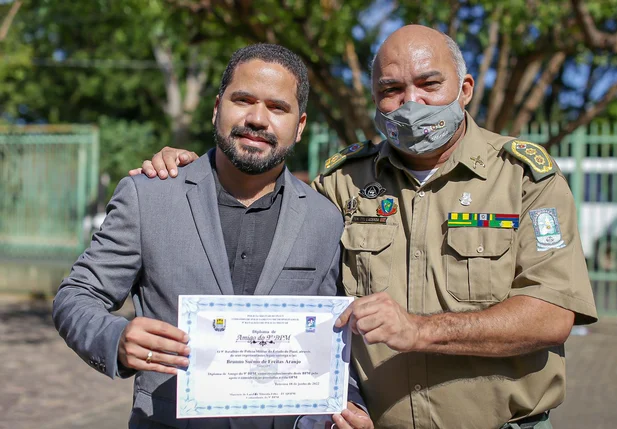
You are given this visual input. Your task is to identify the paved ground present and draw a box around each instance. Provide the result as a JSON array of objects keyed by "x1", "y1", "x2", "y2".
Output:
[{"x1": 1, "y1": 297, "x2": 615, "y2": 429}]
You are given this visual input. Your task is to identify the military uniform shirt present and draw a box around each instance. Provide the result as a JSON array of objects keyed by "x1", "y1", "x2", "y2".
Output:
[{"x1": 312, "y1": 113, "x2": 598, "y2": 429}]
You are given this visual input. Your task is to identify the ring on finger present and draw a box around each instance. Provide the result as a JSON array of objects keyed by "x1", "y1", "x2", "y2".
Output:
[{"x1": 146, "y1": 350, "x2": 153, "y2": 364}]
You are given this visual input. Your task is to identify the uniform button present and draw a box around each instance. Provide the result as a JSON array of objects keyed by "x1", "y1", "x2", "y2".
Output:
[
  {"x1": 414, "y1": 384, "x2": 422, "y2": 391},
  {"x1": 414, "y1": 250, "x2": 421, "y2": 258},
  {"x1": 477, "y1": 245, "x2": 484, "y2": 253},
  {"x1": 241, "y1": 253, "x2": 247, "y2": 259},
  {"x1": 418, "y1": 191, "x2": 425, "y2": 197}
]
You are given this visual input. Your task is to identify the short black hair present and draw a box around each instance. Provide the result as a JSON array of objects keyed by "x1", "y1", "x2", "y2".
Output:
[{"x1": 218, "y1": 44, "x2": 309, "y2": 114}]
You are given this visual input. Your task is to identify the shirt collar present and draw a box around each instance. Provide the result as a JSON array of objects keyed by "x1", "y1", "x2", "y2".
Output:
[
  {"x1": 443, "y1": 112, "x2": 488, "y2": 180},
  {"x1": 209, "y1": 150, "x2": 286, "y2": 207}
]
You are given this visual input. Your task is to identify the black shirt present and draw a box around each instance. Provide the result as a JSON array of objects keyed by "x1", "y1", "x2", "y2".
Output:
[{"x1": 210, "y1": 155, "x2": 284, "y2": 295}]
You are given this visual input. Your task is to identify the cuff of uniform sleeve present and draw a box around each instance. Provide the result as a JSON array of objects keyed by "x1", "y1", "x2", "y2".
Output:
[{"x1": 508, "y1": 285, "x2": 598, "y2": 325}]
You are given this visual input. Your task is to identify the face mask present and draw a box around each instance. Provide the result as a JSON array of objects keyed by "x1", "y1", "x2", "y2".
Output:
[{"x1": 374, "y1": 88, "x2": 465, "y2": 155}]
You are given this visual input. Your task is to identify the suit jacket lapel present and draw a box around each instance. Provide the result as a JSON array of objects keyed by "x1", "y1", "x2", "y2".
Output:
[
  {"x1": 254, "y1": 170, "x2": 307, "y2": 295},
  {"x1": 185, "y1": 153, "x2": 234, "y2": 295}
]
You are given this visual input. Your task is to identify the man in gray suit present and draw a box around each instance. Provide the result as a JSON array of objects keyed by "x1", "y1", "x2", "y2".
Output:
[{"x1": 53, "y1": 44, "x2": 372, "y2": 429}]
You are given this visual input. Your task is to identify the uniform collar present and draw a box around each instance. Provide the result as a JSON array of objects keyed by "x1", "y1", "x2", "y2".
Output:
[
  {"x1": 374, "y1": 141, "x2": 404, "y2": 178},
  {"x1": 443, "y1": 112, "x2": 488, "y2": 180}
]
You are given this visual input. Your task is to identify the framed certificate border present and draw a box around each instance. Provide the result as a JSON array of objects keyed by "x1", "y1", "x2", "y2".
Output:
[{"x1": 177, "y1": 295, "x2": 353, "y2": 418}]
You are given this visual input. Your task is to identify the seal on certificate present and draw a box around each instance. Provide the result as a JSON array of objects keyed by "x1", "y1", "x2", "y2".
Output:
[
  {"x1": 213, "y1": 318, "x2": 226, "y2": 332},
  {"x1": 306, "y1": 316, "x2": 316, "y2": 332}
]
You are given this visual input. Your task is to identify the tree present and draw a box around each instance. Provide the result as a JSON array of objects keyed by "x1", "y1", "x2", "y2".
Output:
[
  {"x1": 0, "y1": 0, "x2": 237, "y2": 148},
  {"x1": 168, "y1": 0, "x2": 617, "y2": 148},
  {"x1": 167, "y1": 0, "x2": 378, "y2": 145}
]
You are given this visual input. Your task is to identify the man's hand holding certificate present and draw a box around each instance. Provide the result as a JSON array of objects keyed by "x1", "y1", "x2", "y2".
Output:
[{"x1": 177, "y1": 295, "x2": 355, "y2": 420}]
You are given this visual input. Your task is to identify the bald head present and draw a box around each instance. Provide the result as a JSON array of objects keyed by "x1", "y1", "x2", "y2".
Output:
[
  {"x1": 372, "y1": 25, "x2": 466, "y2": 87},
  {"x1": 370, "y1": 24, "x2": 472, "y2": 115}
]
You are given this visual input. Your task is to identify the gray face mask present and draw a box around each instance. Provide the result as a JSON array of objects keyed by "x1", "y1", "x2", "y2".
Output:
[{"x1": 374, "y1": 89, "x2": 465, "y2": 155}]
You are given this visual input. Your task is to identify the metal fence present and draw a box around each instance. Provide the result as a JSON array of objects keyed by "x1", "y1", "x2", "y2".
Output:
[
  {"x1": 525, "y1": 122, "x2": 617, "y2": 316},
  {"x1": 308, "y1": 121, "x2": 617, "y2": 316},
  {"x1": 0, "y1": 125, "x2": 99, "y2": 260}
]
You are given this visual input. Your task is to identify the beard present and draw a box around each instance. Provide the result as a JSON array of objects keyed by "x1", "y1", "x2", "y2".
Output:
[{"x1": 214, "y1": 123, "x2": 295, "y2": 175}]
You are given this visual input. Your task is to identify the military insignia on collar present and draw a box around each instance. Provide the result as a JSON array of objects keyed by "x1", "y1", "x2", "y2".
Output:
[
  {"x1": 344, "y1": 196, "x2": 358, "y2": 216},
  {"x1": 529, "y1": 208, "x2": 566, "y2": 251},
  {"x1": 470, "y1": 155, "x2": 485, "y2": 169},
  {"x1": 359, "y1": 182, "x2": 386, "y2": 199},
  {"x1": 376, "y1": 198, "x2": 398, "y2": 216}
]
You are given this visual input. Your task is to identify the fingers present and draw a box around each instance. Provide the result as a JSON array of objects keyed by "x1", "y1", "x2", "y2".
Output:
[
  {"x1": 151, "y1": 147, "x2": 193, "y2": 179},
  {"x1": 335, "y1": 294, "x2": 385, "y2": 328},
  {"x1": 161, "y1": 148, "x2": 179, "y2": 178},
  {"x1": 141, "y1": 160, "x2": 157, "y2": 178},
  {"x1": 178, "y1": 151, "x2": 199, "y2": 166},
  {"x1": 355, "y1": 314, "x2": 383, "y2": 337},
  {"x1": 121, "y1": 342, "x2": 187, "y2": 375},
  {"x1": 119, "y1": 317, "x2": 191, "y2": 374},
  {"x1": 337, "y1": 407, "x2": 374, "y2": 429},
  {"x1": 128, "y1": 168, "x2": 143, "y2": 177},
  {"x1": 141, "y1": 317, "x2": 190, "y2": 343},
  {"x1": 335, "y1": 304, "x2": 353, "y2": 328},
  {"x1": 328, "y1": 402, "x2": 373, "y2": 429},
  {"x1": 138, "y1": 147, "x2": 199, "y2": 180}
]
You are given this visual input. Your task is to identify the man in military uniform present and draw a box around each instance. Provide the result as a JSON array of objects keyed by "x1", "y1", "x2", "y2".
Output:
[{"x1": 133, "y1": 25, "x2": 597, "y2": 429}]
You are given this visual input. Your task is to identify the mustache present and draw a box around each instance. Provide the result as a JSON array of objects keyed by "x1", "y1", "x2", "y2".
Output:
[{"x1": 230, "y1": 126, "x2": 278, "y2": 146}]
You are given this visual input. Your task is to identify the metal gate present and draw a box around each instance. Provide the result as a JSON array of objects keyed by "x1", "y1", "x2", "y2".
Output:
[
  {"x1": 524, "y1": 122, "x2": 617, "y2": 316},
  {"x1": 0, "y1": 125, "x2": 99, "y2": 260}
]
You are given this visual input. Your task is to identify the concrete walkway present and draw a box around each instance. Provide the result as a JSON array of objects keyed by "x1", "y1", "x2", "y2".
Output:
[{"x1": 1, "y1": 297, "x2": 615, "y2": 429}]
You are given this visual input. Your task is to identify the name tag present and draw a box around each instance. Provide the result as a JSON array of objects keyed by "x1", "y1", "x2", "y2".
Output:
[{"x1": 352, "y1": 216, "x2": 387, "y2": 224}]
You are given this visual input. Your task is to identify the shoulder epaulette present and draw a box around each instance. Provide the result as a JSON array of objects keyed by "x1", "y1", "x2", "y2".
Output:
[
  {"x1": 501, "y1": 139, "x2": 557, "y2": 181},
  {"x1": 322, "y1": 141, "x2": 380, "y2": 176}
]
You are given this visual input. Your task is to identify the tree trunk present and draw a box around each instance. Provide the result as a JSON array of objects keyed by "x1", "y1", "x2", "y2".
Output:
[
  {"x1": 510, "y1": 52, "x2": 566, "y2": 136},
  {"x1": 153, "y1": 43, "x2": 208, "y2": 148},
  {"x1": 484, "y1": 33, "x2": 511, "y2": 131},
  {"x1": 0, "y1": 0, "x2": 22, "y2": 42},
  {"x1": 468, "y1": 7, "x2": 501, "y2": 118}
]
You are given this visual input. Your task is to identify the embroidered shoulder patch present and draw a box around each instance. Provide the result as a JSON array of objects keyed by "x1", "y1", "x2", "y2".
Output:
[
  {"x1": 529, "y1": 208, "x2": 566, "y2": 251},
  {"x1": 322, "y1": 141, "x2": 380, "y2": 176},
  {"x1": 502, "y1": 139, "x2": 556, "y2": 181}
]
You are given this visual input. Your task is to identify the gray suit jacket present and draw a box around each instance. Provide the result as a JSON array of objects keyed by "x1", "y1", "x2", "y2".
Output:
[{"x1": 53, "y1": 154, "x2": 354, "y2": 429}]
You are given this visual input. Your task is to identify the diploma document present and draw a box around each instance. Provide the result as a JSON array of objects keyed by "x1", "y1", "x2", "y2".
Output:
[{"x1": 177, "y1": 295, "x2": 354, "y2": 419}]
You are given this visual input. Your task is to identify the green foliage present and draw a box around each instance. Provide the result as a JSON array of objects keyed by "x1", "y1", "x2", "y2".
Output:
[
  {"x1": 97, "y1": 116, "x2": 161, "y2": 200},
  {"x1": 2, "y1": 0, "x2": 617, "y2": 187}
]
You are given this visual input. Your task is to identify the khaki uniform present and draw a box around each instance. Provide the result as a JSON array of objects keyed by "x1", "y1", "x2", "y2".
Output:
[{"x1": 312, "y1": 114, "x2": 597, "y2": 429}]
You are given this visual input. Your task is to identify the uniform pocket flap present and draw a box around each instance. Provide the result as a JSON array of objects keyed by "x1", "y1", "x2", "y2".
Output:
[
  {"x1": 341, "y1": 223, "x2": 397, "y2": 252},
  {"x1": 447, "y1": 228, "x2": 513, "y2": 257}
]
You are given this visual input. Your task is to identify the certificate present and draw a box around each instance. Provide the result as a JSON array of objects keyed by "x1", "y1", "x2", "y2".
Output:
[{"x1": 176, "y1": 295, "x2": 354, "y2": 419}]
